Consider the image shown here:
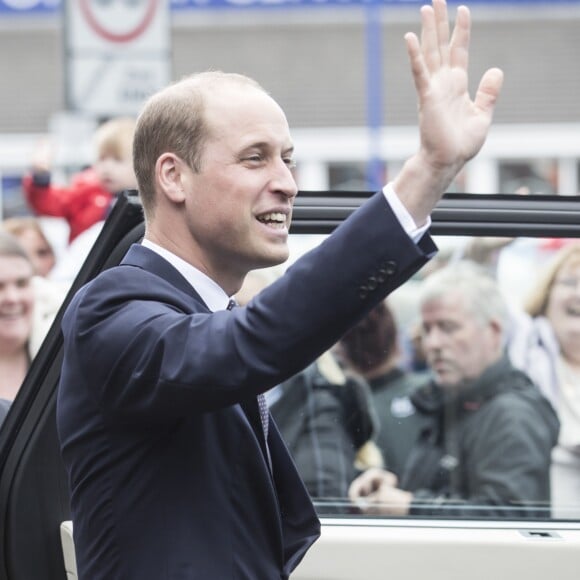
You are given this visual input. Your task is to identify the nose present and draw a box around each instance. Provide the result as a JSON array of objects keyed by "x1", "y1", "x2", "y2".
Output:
[
  {"x1": 422, "y1": 326, "x2": 443, "y2": 352},
  {"x1": 270, "y1": 159, "x2": 298, "y2": 200},
  {"x1": 0, "y1": 283, "x2": 21, "y2": 303}
]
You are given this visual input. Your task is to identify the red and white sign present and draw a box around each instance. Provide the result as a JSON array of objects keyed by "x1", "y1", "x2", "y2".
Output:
[
  {"x1": 65, "y1": 0, "x2": 171, "y2": 116},
  {"x1": 79, "y1": 0, "x2": 158, "y2": 44}
]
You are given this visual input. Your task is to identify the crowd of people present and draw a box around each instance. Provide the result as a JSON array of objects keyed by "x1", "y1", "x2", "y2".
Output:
[
  {"x1": 233, "y1": 251, "x2": 577, "y2": 520},
  {"x1": 2, "y1": 192, "x2": 577, "y2": 521},
  {"x1": 0, "y1": 115, "x2": 138, "y2": 426}
]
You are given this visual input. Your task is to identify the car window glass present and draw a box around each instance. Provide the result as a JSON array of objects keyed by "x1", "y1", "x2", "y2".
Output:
[
  {"x1": 3, "y1": 231, "x2": 578, "y2": 525},
  {"x1": 258, "y1": 232, "x2": 580, "y2": 522}
]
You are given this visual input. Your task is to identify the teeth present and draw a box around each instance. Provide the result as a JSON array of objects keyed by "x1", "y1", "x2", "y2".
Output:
[{"x1": 258, "y1": 212, "x2": 285, "y2": 223}]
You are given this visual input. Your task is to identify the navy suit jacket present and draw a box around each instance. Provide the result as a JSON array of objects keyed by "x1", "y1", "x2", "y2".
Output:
[{"x1": 57, "y1": 192, "x2": 436, "y2": 579}]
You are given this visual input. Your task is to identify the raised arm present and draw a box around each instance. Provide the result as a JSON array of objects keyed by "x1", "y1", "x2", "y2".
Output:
[{"x1": 394, "y1": 0, "x2": 504, "y2": 225}]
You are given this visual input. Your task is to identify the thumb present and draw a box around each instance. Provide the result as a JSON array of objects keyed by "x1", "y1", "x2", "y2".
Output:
[{"x1": 474, "y1": 67, "x2": 504, "y2": 116}]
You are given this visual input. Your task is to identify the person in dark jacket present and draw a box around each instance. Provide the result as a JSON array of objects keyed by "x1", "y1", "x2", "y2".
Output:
[
  {"x1": 238, "y1": 271, "x2": 383, "y2": 505},
  {"x1": 349, "y1": 261, "x2": 560, "y2": 519},
  {"x1": 270, "y1": 351, "x2": 381, "y2": 503},
  {"x1": 337, "y1": 299, "x2": 429, "y2": 477},
  {"x1": 57, "y1": 3, "x2": 505, "y2": 576}
]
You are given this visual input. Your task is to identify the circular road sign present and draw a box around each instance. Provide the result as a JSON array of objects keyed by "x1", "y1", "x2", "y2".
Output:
[{"x1": 79, "y1": 0, "x2": 158, "y2": 44}]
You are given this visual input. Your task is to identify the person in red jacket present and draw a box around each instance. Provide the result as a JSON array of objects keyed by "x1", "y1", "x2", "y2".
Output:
[{"x1": 22, "y1": 117, "x2": 137, "y2": 243}]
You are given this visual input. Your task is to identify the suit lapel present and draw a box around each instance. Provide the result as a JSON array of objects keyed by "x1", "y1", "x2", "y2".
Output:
[
  {"x1": 123, "y1": 244, "x2": 274, "y2": 471},
  {"x1": 121, "y1": 244, "x2": 208, "y2": 307}
]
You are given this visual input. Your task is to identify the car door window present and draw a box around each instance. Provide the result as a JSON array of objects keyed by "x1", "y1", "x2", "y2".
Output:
[{"x1": 270, "y1": 231, "x2": 580, "y2": 523}]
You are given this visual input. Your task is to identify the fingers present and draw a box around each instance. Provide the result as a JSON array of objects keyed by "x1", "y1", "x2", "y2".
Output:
[
  {"x1": 474, "y1": 67, "x2": 504, "y2": 115},
  {"x1": 420, "y1": 0, "x2": 452, "y2": 71},
  {"x1": 434, "y1": 0, "x2": 451, "y2": 65},
  {"x1": 420, "y1": 3, "x2": 440, "y2": 71},
  {"x1": 449, "y1": 5, "x2": 471, "y2": 71},
  {"x1": 348, "y1": 468, "x2": 397, "y2": 502},
  {"x1": 31, "y1": 138, "x2": 53, "y2": 172},
  {"x1": 408, "y1": 1, "x2": 466, "y2": 95},
  {"x1": 404, "y1": 32, "x2": 430, "y2": 98},
  {"x1": 348, "y1": 468, "x2": 379, "y2": 500}
]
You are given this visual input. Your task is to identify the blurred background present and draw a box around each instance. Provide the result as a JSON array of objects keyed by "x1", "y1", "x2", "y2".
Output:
[{"x1": 0, "y1": 0, "x2": 579, "y2": 224}]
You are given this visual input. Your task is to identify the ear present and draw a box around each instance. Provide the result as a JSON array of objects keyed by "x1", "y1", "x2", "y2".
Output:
[{"x1": 155, "y1": 153, "x2": 187, "y2": 204}]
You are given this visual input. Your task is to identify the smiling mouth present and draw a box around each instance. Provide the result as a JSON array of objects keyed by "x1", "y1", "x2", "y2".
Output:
[
  {"x1": 0, "y1": 312, "x2": 25, "y2": 322},
  {"x1": 257, "y1": 212, "x2": 287, "y2": 229}
]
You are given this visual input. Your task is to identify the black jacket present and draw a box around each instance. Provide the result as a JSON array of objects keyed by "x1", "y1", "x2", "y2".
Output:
[
  {"x1": 368, "y1": 368, "x2": 430, "y2": 477},
  {"x1": 401, "y1": 355, "x2": 560, "y2": 519},
  {"x1": 271, "y1": 355, "x2": 377, "y2": 501}
]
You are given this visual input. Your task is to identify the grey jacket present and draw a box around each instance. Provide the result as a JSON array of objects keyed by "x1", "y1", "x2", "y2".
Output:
[{"x1": 401, "y1": 355, "x2": 560, "y2": 519}]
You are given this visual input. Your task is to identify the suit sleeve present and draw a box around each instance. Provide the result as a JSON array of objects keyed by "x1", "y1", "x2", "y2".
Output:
[{"x1": 62, "y1": 192, "x2": 437, "y2": 424}]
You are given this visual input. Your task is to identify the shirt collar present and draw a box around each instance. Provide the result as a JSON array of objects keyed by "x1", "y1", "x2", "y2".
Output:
[{"x1": 141, "y1": 239, "x2": 231, "y2": 312}]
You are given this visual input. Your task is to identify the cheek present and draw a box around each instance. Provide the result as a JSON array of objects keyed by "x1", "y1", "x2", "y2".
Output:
[
  {"x1": 451, "y1": 338, "x2": 475, "y2": 364},
  {"x1": 22, "y1": 291, "x2": 35, "y2": 315},
  {"x1": 122, "y1": 163, "x2": 135, "y2": 178},
  {"x1": 545, "y1": 294, "x2": 559, "y2": 313}
]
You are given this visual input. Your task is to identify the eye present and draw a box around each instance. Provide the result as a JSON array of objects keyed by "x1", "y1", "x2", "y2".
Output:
[
  {"x1": 241, "y1": 153, "x2": 264, "y2": 166},
  {"x1": 555, "y1": 278, "x2": 579, "y2": 289},
  {"x1": 16, "y1": 278, "x2": 31, "y2": 289},
  {"x1": 439, "y1": 321, "x2": 459, "y2": 334},
  {"x1": 284, "y1": 158, "x2": 297, "y2": 169}
]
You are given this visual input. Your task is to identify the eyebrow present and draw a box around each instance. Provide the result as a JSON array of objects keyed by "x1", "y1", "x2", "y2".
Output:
[{"x1": 240, "y1": 141, "x2": 294, "y2": 155}]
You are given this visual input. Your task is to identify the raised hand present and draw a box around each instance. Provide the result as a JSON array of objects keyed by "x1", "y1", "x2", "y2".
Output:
[{"x1": 394, "y1": 0, "x2": 504, "y2": 225}]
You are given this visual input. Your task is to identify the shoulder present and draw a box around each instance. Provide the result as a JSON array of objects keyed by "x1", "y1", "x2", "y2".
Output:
[
  {"x1": 63, "y1": 260, "x2": 199, "y2": 336},
  {"x1": 479, "y1": 372, "x2": 558, "y2": 437}
]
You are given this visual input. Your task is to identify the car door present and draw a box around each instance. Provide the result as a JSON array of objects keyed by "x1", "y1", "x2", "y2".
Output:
[{"x1": 1, "y1": 190, "x2": 580, "y2": 580}]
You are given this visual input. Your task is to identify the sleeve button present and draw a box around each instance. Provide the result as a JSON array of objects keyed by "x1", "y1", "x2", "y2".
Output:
[
  {"x1": 366, "y1": 276, "x2": 378, "y2": 290},
  {"x1": 382, "y1": 260, "x2": 397, "y2": 275}
]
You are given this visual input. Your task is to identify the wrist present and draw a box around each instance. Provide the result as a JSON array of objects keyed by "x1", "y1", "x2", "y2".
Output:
[{"x1": 392, "y1": 152, "x2": 462, "y2": 226}]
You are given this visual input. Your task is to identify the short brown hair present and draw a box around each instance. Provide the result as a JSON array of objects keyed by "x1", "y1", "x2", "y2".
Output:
[
  {"x1": 133, "y1": 71, "x2": 265, "y2": 218},
  {"x1": 339, "y1": 300, "x2": 399, "y2": 374}
]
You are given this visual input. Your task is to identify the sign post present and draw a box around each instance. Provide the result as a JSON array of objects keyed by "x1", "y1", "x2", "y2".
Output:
[{"x1": 65, "y1": 0, "x2": 171, "y2": 117}]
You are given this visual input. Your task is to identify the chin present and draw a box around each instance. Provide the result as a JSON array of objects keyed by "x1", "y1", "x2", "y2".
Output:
[
  {"x1": 437, "y1": 376, "x2": 459, "y2": 389},
  {"x1": 260, "y1": 250, "x2": 289, "y2": 268}
]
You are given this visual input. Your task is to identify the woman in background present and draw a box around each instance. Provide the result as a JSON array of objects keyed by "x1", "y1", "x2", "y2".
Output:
[
  {"x1": 0, "y1": 231, "x2": 36, "y2": 401},
  {"x1": 510, "y1": 242, "x2": 580, "y2": 518}
]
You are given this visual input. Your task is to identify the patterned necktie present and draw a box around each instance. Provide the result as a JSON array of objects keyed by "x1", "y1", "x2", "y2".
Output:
[
  {"x1": 257, "y1": 393, "x2": 269, "y2": 441},
  {"x1": 227, "y1": 299, "x2": 269, "y2": 440}
]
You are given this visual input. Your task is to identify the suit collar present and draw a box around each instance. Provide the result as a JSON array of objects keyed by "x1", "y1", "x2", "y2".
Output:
[
  {"x1": 121, "y1": 244, "x2": 209, "y2": 308},
  {"x1": 139, "y1": 239, "x2": 230, "y2": 312}
]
